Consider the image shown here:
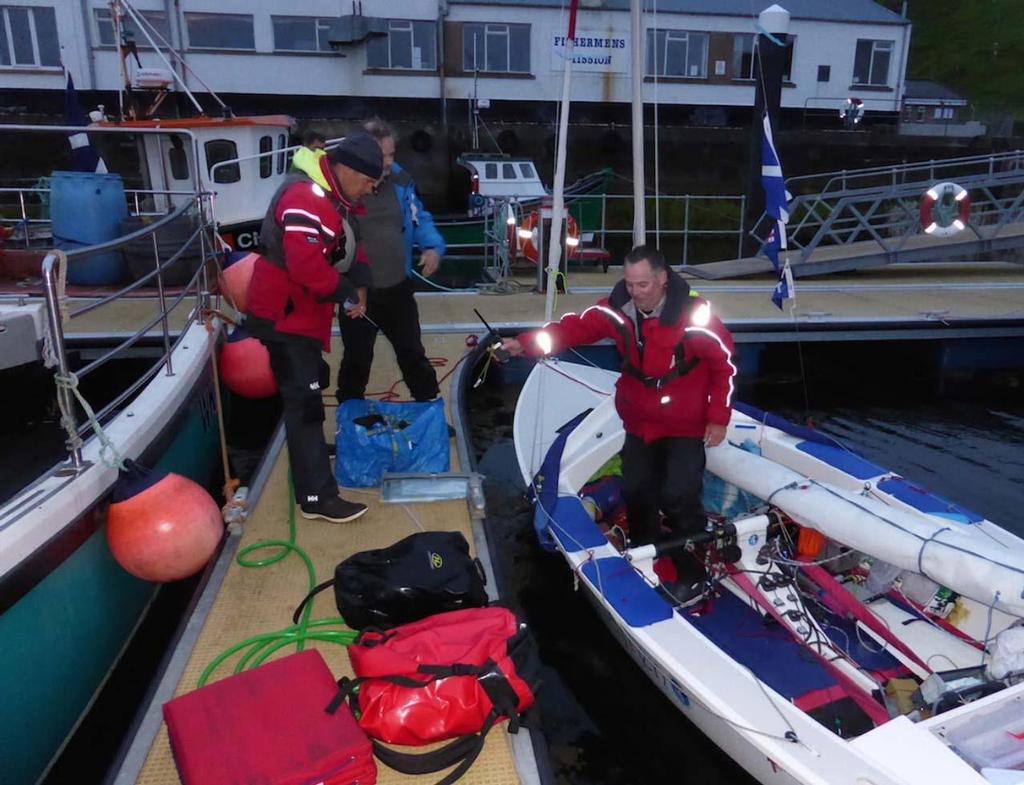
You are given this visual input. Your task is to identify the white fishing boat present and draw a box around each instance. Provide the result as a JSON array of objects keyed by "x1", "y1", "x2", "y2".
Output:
[{"x1": 513, "y1": 357, "x2": 1024, "y2": 785}]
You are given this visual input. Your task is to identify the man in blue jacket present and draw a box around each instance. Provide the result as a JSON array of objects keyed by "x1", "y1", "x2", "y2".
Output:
[{"x1": 335, "y1": 117, "x2": 447, "y2": 402}]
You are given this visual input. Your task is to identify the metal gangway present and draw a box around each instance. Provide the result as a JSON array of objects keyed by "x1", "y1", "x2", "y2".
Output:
[{"x1": 691, "y1": 150, "x2": 1024, "y2": 279}]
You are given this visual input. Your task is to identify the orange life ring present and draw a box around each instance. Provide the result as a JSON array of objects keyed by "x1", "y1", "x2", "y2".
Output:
[
  {"x1": 518, "y1": 210, "x2": 581, "y2": 265},
  {"x1": 920, "y1": 182, "x2": 970, "y2": 237}
]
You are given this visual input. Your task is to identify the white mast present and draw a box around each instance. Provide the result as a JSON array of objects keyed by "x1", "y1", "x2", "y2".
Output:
[
  {"x1": 543, "y1": 0, "x2": 580, "y2": 322},
  {"x1": 630, "y1": 0, "x2": 645, "y2": 247}
]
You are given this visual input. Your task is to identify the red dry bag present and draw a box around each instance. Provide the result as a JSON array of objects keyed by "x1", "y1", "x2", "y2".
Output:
[{"x1": 327, "y1": 607, "x2": 539, "y2": 785}]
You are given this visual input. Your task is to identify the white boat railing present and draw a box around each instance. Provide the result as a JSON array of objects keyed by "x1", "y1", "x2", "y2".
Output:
[
  {"x1": 40, "y1": 194, "x2": 218, "y2": 473},
  {"x1": 0, "y1": 123, "x2": 219, "y2": 475}
]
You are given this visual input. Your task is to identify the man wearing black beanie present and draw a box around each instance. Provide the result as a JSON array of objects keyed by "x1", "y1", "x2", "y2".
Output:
[{"x1": 247, "y1": 131, "x2": 383, "y2": 523}]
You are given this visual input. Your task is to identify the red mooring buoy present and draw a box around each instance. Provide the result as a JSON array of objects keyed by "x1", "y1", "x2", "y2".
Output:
[
  {"x1": 106, "y1": 462, "x2": 222, "y2": 582},
  {"x1": 219, "y1": 251, "x2": 258, "y2": 313},
  {"x1": 218, "y1": 324, "x2": 277, "y2": 399}
]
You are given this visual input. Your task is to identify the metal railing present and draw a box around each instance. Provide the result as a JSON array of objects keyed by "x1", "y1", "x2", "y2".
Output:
[
  {"x1": 41, "y1": 193, "x2": 217, "y2": 471},
  {"x1": 0, "y1": 122, "x2": 221, "y2": 473},
  {"x1": 437, "y1": 192, "x2": 747, "y2": 267},
  {"x1": 0, "y1": 185, "x2": 199, "y2": 248},
  {"x1": 749, "y1": 150, "x2": 1024, "y2": 268}
]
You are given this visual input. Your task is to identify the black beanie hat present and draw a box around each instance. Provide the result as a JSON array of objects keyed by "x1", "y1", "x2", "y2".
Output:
[{"x1": 328, "y1": 130, "x2": 384, "y2": 180}]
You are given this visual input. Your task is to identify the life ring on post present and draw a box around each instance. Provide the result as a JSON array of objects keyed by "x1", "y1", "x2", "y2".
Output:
[
  {"x1": 920, "y1": 182, "x2": 970, "y2": 237},
  {"x1": 518, "y1": 210, "x2": 581, "y2": 265}
]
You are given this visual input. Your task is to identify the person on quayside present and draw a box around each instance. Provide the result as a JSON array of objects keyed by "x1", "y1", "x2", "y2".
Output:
[
  {"x1": 501, "y1": 245, "x2": 737, "y2": 604},
  {"x1": 334, "y1": 117, "x2": 446, "y2": 405},
  {"x1": 247, "y1": 131, "x2": 383, "y2": 523}
]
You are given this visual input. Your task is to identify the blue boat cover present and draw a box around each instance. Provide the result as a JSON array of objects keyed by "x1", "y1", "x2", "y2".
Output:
[
  {"x1": 877, "y1": 477, "x2": 982, "y2": 524},
  {"x1": 580, "y1": 558, "x2": 672, "y2": 627},
  {"x1": 795, "y1": 441, "x2": 886, "y2": 480},
  {"x1": 531, "y1": 409, "x2": 593, "y2": 552},
  {"x1": 686, "y1": 591, "x2": 838, "y2": 698},
  {"x1": 545, "y1": 495, "x2": 608, "y2": 552}
]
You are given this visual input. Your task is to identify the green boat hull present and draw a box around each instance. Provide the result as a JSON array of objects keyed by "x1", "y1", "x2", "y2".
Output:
[{"x1": 0, "y1": 375, "x2": 220, "y2": 785}]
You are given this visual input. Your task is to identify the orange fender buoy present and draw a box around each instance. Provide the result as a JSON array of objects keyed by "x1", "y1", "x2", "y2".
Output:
[
  {"x1": 219, "y1": 251, "x2": 259, "y2": 313},
  {"x1": 218, "y1": 324, "x2": 277, "y2": 399},
  {"x1": 106, "y1": 463, "x2": 222, "y2": 582}
]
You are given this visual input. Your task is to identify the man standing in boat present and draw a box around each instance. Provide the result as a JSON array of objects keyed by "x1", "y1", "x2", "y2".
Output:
[
  {"x1": 334, "y1": 117, "x2": 446, "y2": 404},
  {"x1": 247, "y1": 132, "x2": 383, "y2": 523},
  {"x1": 502, "y1": 246, "x2": 736, "y2": 601}
]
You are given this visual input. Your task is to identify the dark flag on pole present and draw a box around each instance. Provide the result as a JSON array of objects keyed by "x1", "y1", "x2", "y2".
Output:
[
  {"x1": 64, "y1": 71, "x2": 107, "y2": 173},
  {"x1": 760, "y1": 110, "x2": 793, "y2": 309}
]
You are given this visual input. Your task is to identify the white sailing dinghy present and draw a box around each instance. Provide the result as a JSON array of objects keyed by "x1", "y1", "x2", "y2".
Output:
[{"x1": 513, "y1": 358, "x2": 1024, "y2": 785}]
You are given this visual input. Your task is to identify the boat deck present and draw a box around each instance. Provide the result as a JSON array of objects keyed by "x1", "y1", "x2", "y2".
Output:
[{"x1": 124, "y1": 333, "x2": 534, "y2": 785}]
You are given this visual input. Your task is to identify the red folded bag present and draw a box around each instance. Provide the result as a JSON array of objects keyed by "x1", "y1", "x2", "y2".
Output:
[
  {"x1": 163, "y1": 649, "x2": 376, "y2": 785},
  {"x1": 327, "y1": 607, "x2": 538, "y2": 785}
]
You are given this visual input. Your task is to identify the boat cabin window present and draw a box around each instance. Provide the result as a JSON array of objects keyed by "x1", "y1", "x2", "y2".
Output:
[
  {"x1": 519, "y1": 162, "x2": 535, "y2": 179},
  {"x1": 167, "y1": 135, "x2": 189, "y2": 181},
  {"x1": 277, "y1": 134, "x2": 287, "y2": 175},
  {"x1": 259, "y1": 136, "x2": 273, "y2": 178},
  {"x1": 205, "y1": 139, "x2": 240, "y2": 184},
  {"x1": 485, "y1": 163, "x2": 497, "y2": 180},
  {"x1": 502, "y1": 163, "x2": 516, "y2": 179}
]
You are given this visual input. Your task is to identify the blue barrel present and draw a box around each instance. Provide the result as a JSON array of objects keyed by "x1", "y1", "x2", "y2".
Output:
[{"x1": 50, "y1": 171, "x2": 129, "y2": 285}]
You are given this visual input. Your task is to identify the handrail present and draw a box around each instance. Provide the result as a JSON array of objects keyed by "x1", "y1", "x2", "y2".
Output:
[
  {"x1": 208, "y1": 136, "x2": 344, "y2": 182},
  {"x1": 64, "y1": 198, "x2": 198, "y2": 261},
  {"x1": 41, "y1": 252, "x2": 84, "y2": 472},
  {"x1": 74, "y1": 261, "x2": 208, "y2": 436},
  {"x1": 69, "y1": 222, "x2": 205, "y2": 319}
]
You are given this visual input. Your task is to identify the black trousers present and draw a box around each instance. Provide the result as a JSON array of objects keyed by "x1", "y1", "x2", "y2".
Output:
[
  {"x1": 621, "y1": 433, "x2": 707, "y2": 578},
  {"x1": 336, "y1": 278, "x2": 439, "y2": 402},
  {"x1": 261, "y1": 335, "x2": 336, "y2": 505}
]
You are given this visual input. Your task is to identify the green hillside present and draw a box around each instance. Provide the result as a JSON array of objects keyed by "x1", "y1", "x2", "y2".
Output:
[{"x1": 880, "y1": 0, "x2": 1024, "y2": 117}]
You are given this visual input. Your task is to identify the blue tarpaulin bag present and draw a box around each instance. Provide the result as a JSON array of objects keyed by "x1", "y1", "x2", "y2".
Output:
[{"x1": 336, "y1": 399, "x2": 450, "y2": 487}]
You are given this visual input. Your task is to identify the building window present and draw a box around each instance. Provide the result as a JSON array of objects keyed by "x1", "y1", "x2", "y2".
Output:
[
  {"x1": 730, "y1": 33, "x2": 794, "y2": 81},
  {"x1": 259, "y1": 136, "x2": 273, "y2": 178},
  {"x1": 853, "y1": 39, "x2": 892, "y2": 86},
  {"x1": 186, "y1": 13, "x2": 254, "y2": 51},
  {"x1": 731, "y1": 34, "x2": 755, "y2": 79},
  {"x1": 94, "y1": 8, "x2": 170, "y2": 48},
  {"x1": 205, "y1": 139, "x2": 240, "y2": 184},
  {"x1": 272, "y1": 16, "x2": 334, "y2": 52},
  {"x1": 0, "y1": 5, "x2": 59, "y2": 67},
  {"x1": 463, "y1": 23, "x2": 530, "y2": 74},
  {"x1": 367, "y1": 19, "x2": 436, "y2": 70},
  {"x1": 646, "y1": 29, "x2": 708, "y2": 78},
  {"x1": 817, "y1": 64, "x2": 830, "y2": 83}
]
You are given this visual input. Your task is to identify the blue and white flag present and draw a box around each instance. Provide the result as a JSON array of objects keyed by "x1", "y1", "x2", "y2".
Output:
[
  {"x1": 771, "y1": 260, "x2": 795, "y2": 310},
  {"x1": 761, "y1": 109, "x2": 794, "y2": 308},
  {"x1": 761, "y1": 110, "x2": 790, "y2": 223},
  {"x1": 64, "y1": 71, "x2": 107, "y2": 173}
]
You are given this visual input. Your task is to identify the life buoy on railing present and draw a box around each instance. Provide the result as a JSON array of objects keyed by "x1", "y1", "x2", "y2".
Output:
[
  {"x1": 518, "y1": 210, "x2": 581, "y2": 265},
  {"x1": 920, "y1": 182, "x2": 971, "y2": 237}
]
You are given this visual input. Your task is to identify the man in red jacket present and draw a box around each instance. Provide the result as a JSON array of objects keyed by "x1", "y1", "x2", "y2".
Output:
[
  {"x1": 502, "y1": 246, "x2": 736, "y2": 601},
  {"x1": 247, "y1": 132, "x2": 382, "y2": 523}
]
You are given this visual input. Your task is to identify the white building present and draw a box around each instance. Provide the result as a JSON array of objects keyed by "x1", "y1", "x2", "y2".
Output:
[{"x1": 2, "y1": 0, "x2": 910, "y2": 119}]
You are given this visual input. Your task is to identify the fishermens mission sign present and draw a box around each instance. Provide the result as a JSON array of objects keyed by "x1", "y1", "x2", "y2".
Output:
[{"x1": 551, "y1": 30, "x2": 629, "y2": 73}]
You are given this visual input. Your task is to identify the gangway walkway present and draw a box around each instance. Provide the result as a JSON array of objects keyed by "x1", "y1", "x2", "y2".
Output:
[{"x1": 688, "y1": 150, "x2": 1024, "y2": 279}]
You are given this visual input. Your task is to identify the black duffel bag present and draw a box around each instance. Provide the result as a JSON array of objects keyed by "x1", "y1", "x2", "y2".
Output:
[{"x1": 292, "y1": 531, "x2": 488, "y2": 630}]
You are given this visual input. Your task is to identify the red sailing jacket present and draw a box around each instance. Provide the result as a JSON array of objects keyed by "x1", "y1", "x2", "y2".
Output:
[
  {"x1": 247, "y1": 156, "x2": 369, "y2": 351},
  {"x1": 518, "y1": 272, "x2": 736, "y2": 442}
]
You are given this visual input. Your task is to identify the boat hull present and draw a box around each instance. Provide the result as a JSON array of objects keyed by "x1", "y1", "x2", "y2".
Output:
[{"x1": 0, "y1": 357, "x2": 219, "y2": 785}]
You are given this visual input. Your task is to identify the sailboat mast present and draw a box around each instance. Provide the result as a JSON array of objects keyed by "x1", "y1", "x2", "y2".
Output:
[
  {"x1": 543, "y1": 0, "x2": 579, "y2": 322},
  {"x1": 630, "y1": 0, "x2": 645, "y2": 246}
]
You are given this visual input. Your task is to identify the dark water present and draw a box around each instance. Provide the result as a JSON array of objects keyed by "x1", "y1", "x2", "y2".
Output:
[{"x1": 466, "y1": 352, "x2": 1024, "y2": 785}]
